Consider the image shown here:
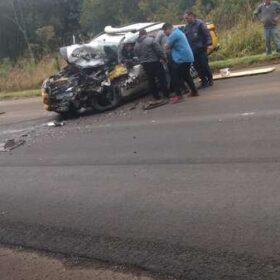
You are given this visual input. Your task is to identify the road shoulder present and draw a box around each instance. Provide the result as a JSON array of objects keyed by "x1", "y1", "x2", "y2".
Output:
[{"x1": 0, "y1": 246, "x2": 168, "y2": 280}]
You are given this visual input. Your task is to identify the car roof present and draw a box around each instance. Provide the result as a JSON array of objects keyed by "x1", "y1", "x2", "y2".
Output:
[
  {"x1": 88, "y1": 22, "x2": 165, "y2": 47},
  {"x1": 104, "y1": 22, "x2": 157, "y2": 33}
]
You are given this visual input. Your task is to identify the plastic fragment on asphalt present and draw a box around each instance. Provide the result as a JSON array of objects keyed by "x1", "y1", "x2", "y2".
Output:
[
  {"x1": 241, "y1": 112, "x2": 255, "y2": 116},
  {"x1": 220, "y1": 68, "x2": 231, "y2": 77},
  {"x1": 47, "y1": 121, "x2": 65, "y2": 127},
  {"x1": 0, "y1": 139, "x2": 25, "y2": 152}
]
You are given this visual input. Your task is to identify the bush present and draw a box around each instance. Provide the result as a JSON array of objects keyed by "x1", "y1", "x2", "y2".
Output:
[
  {"x1": 211, "y1": 21, "x2": 264, "y2": 61},
  {"x1": 0, "y1": 56, "x2": 63, "y2": 93}
]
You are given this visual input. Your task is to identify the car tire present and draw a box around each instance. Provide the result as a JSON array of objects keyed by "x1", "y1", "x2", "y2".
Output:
[{"x1": 91, "y1": 85, "x2": 121, "y2": 113}]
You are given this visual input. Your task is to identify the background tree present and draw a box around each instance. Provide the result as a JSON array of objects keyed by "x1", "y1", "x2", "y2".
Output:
[
  {"x1": 0, "y1": 0, "x2": 269, "y2": 61},
  {"x1": 80, "y1": 0, "x2": 143, "y2": 34}
]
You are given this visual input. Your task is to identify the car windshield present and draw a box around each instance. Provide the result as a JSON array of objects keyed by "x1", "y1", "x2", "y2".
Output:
[{"x1": 90, "y1": 34, "x2": 125, "y2": 49}]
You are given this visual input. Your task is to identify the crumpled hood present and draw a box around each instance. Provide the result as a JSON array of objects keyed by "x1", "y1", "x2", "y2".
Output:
[{"x1": 59, "y1": 44, "x2": 105, "y2": 68}]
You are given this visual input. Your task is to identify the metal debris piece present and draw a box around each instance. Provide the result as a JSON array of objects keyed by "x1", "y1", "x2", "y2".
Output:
[
  {"x1": 129, "y1": 102, "x2": 138, "y2": 111},
  {"x1": 143, "y1": 99, "x2": 169, "y2": 110},
  {"x1": 0, "y1": 138, "x2": 25, "y2": 152},
  {"x1": 47, "y1": 121, "x2": 65, "y2": 127}
]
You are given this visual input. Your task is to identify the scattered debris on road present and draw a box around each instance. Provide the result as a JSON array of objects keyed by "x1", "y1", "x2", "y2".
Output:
[
  {"x1": 0, "y1": 138, "x2": 26, "y2": 152},
  {"x1": 47, "y1": 121, "x2": 66, "y2": 127},
  {"x1": 220, "y1": 68, "x2": 231, "y2": 77},
  {"x1": 129, "y1": 102, "x2": 138, "y2": 111},
  {"x1": 241, "y1": 112, "x2": 255, "y2": 117},
  {"x1": 0, "y1": 112, "x2": 5, "y2": 115},
  {"x1": 143, "y1": 99, "x2": 169, "y2": 110}
]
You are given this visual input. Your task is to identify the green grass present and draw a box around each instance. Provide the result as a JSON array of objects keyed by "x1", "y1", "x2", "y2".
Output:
[
  {"x1": 0, "y1": 89, "x2": 41, "y2": 100},
  {"x1": 210, "y1": 53, "x2": 280, "y2": 71}
]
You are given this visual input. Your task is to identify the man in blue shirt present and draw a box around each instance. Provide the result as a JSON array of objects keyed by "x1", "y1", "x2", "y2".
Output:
[{"x1": 163, "y1": 23, "x2": 198, "y2": 102}]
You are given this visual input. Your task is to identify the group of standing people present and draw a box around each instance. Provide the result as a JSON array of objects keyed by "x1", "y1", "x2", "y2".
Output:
[{"x1": 133, "y1": 10, "x2": 213, "y2": 104}]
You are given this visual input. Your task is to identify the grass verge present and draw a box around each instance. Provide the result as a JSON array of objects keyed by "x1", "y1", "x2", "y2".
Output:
[
  {"x1": 0, "y1": 89, "x2": 41, "y2": 100},
  {"x1": 210, "y1": 53, "x2": 280, "y2": 71}
]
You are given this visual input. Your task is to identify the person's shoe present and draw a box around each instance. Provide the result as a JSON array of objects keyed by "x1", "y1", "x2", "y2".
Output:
[
  {"x1": 169, "y1": 96, "x2": 178, "y2": 103},
  {"x1": 153, "y1": 95, "x2": 161, "y2": 101},
  {"x1": 197, "y1": 82, "x2": 209, "y2": 89},
  {"x1": 181, "y1": 85, "x2": 190, "y2": 95},
  {"x1": 182, "y1": 88, "x2": 190, "y2": 95},
  {"x1": 208, "y1": 80, "x2": 214, "y2": 87},
  {"x1": 170, "y1": 96, "x2": 184, "y2": 104},
  {"x1": 188, "y1": 91, "x2": 199, "y2": 97}
]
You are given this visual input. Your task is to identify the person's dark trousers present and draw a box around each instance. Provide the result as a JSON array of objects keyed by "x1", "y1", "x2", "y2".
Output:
[
  {"x1": 193, "y1": 49, "x2": 213, "y2": 85},
  {"x1": 142, "y1": 61, "x2": 169, "y2": 99},
  {"x1": 171, "y1": 62, "x2": 197, "y2": 96}
]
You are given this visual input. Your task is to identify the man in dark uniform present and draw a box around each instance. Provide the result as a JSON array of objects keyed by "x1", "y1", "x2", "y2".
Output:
[{"x1": 184, "y1": 10, "x2": 213, "y2": 89}]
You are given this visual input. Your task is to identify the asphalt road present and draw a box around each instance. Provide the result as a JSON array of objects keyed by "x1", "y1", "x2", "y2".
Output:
[
  {"x1": 0, "y1": 97, "x2": 53, "y2": 126},
  {"x1": 1, "y1": 71, "x2": 280, "y2": 279}
]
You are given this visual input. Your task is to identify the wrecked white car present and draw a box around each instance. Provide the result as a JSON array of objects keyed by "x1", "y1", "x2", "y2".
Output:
[
  {"x1": 42, "y1": 22, "x2": 219, "y2": 115},
  {"x1": 42, "y1": 23, "x2": 161, "y2": 114}
]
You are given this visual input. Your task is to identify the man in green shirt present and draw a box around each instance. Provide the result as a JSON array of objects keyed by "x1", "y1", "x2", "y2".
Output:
[{"x1": 254, "y1": 0, "x2": 280, "y2": 55}]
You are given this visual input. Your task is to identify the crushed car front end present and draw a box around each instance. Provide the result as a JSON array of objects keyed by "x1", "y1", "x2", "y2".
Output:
[{"x1": 42, "y1": 67, "x2": 81, "y2": 113}]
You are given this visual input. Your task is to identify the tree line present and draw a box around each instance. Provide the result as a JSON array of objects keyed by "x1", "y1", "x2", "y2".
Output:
[{"x1": 0, "y1": 0, "x2": 262, "y2": 61}]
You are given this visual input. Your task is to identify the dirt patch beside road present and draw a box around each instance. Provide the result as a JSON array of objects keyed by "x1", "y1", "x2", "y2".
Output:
[{"x1": 0, "y1": 246, "x2": 171, "y2": 280}]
